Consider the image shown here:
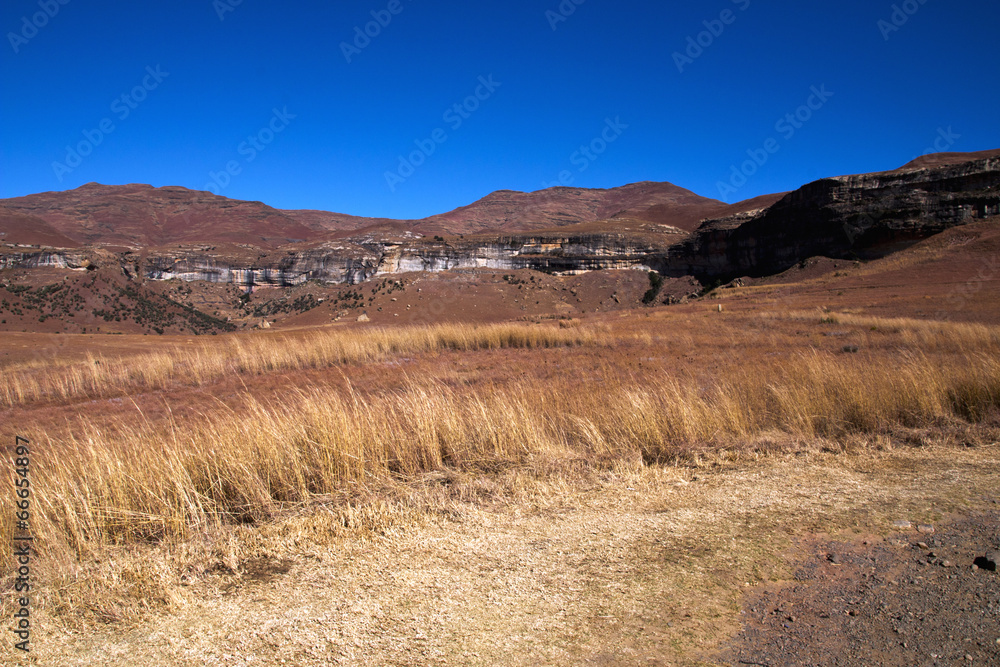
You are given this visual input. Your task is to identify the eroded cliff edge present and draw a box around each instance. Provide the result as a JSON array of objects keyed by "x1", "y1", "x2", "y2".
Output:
[
  {"x1": 668, "y1": 155, "x2": 1000, "y2": 281},
  {"x1": 4, "y1": 155, "x2": 998, "y2": 287}
]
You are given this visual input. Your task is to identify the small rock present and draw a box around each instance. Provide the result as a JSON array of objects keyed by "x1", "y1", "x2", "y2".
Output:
[
  {"x1": 966, "y1": 655, "x2": 973, "y2": 662},
  {"x1": 827, "y1": 553, "x2": 843, "y2": 564},
  {"x1": 893, "y1": 520, "x2": 912, "y2": 530},
  {"x1": 973, "y1": 551, "x2": 998, "y2": 571},
  {"x1": 917, "y1": 542, "x2": 929, "y2": 549},
  {"x1": 941, "y1": 560, "x2": 954, "y2": 568},
  {"x1": 917, "y1": 524, "x2": 935, "y2": 534},
  {"x1": 842, "y1": 344, "x2": 860, "y2": 353}
]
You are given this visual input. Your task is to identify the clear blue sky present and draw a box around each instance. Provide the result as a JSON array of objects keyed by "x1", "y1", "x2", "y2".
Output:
[{"x1": 2, "y1": 0, "x2": 998, "y2": 218}]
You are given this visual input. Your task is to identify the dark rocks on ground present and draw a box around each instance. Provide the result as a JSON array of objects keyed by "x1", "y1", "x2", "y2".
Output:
[
  {"x1": 721, "y1": 510, "x2": 1000, "y2": 666},
  {"x1": 974, "y1": 551, "x2": 998, "y2": 572}
]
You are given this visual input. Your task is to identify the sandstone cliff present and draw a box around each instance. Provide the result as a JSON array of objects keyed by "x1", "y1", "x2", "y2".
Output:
[
  {"x1": 668, "y1": 155, "x2": 1000, "y2": 281},
  {"x1": 137, "y1": 234, "x2": 674, "y2": 287},
  {"x1": 2, "y1": 153, "x2": 998, "y2": 288}
]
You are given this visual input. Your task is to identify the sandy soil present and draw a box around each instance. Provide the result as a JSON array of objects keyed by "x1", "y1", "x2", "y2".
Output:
[
  {"x1": 18, "y1": 441, "x2": 999, "y2": 666},
  {"x1": 725, "y1": 510, "x2": 1000, "y2": 666}
]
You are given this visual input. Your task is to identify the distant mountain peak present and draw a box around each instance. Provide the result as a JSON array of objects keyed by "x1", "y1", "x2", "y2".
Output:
[{"x1": 4, "y1": 149, "x2": 996, "y2": 248}]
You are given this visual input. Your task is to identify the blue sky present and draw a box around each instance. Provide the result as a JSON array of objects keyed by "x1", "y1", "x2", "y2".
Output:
[{"x1": 1, "y1": 0, "x2": 998, "y2": 218}]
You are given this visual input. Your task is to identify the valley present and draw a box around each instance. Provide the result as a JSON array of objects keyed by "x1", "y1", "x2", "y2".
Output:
[{"x1": 1, "y1": 150, "x2": 999, "y2": 666}]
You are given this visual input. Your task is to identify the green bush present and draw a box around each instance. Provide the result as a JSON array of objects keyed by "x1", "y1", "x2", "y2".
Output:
[{"x1": 642, "y1": 271, "x2": 664, "y2": 305}]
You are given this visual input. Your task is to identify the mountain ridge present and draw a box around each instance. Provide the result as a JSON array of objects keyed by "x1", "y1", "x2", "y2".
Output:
[
  {"x1": 0, "y1": 179, "x2": 733, "y2": 248},
  {"x1": 5, "y1": 148, "x2": 1000, "y2": 252}
]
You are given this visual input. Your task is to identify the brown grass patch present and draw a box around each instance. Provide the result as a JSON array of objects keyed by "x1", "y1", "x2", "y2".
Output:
[
  {"x1": 3, "y1": 336, "x2": 999, "y2": 625},
  {"x1": 0, "y1": 321, "x2": 597, "y2": 406}
]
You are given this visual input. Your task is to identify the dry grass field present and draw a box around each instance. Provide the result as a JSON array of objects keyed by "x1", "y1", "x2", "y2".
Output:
[{"x1": 2, "y1": 222, "x2": 1000, "y2": 665}]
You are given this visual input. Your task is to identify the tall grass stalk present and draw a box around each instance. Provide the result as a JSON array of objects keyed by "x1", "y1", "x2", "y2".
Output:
[
  {"x1": 0, "y1": 322, "x2": 597, "y2": 407},
  {"x1": 4, "y1": 351, "x2": 997, "y2": 565}
]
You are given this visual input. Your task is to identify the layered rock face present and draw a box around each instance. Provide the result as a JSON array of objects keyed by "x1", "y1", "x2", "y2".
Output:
[
  {"x1": 0, "y1": 251, "x2": 91, "y2": 270},
  {"x1": 141, "y1": 235, "x2": 666, "y2": 286},
  {"x1": 144, "y1": 248, "x2": 381, "y2": 286},
  {"x1": 3, "y1": 153, "x2": 998, "y2": 287},
  {"x1": 378, "y1": 235, "x2": 663, "y2": 275},
  {"x1": 669, "y1": 156, "x2": 1000, "y2": 280},
  {"x1": 125, "y1": 156, "x2": 1000, "y2": 285}
]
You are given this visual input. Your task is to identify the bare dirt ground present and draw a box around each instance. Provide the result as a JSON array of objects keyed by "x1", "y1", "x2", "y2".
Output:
[
  {"x1": 725, "y1": 509, "x2": 1000, "y2": 666},
  {"x1": 20, "y1": 439, "x2": 999, "y2": 666},
  {"x1": 4, "y1": 220, "x2": 1000, "y2": 665}
]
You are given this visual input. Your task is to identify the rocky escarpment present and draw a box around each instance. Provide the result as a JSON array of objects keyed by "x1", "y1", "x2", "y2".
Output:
[
  {"x1": 141, "y1": 234, "x2": 671, "y2": 286},
  {"x1": 377, "y1": 235, "x2": 666, "y2": 275},
  {"x1": 668, "y1": 155, "x2": 1000, "y2": 281},
  {"x1": 144, "y1": 243, "x2": 381, "y2": 287},
  {"x1": 120, "y1": 155, "x2": 1000, "y2": 286},
  {"x1": 3, "y1": 153, "x2": 998, "y2": 289},
  {"x1": 0, "y1": 249, "x2": 95, "y2": 270}
]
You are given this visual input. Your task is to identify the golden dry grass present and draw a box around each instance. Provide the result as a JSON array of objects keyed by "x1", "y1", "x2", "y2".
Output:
[
  {"x1": 2, "y1": 310, "x2": 1000, "y2": 632},
  {"x1": 5, "y1": 351, "x2": 1000, "y2": 613},
  {"x1": 0, "y1": 321, "x2": 597, "y2": 406},
  {"x1": 777, "y1": 310, "x2": 1000, "y2": 351}
]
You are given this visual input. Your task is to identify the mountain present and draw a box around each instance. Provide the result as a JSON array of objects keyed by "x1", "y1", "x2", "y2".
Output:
[
  {"x1": 673, "y1": 151, "x2": 1000, "y2": 280},
  {"x1": 0, "y1": 180, "x2": 726, "y2": 248},
  {"x1": 0, "y1": 183, "x2": 394, "y2": 249},
  {"x1": 410, "y1": 181, "x2": 727, "y2": 235},
  {"x1": 0, "y1": 206, "x2": 81, "y2": 248},
  {"x1": 2, "y1": 150, "x2": 998, "y2": 335},
  {"x1": 892, "y1": 148, "x2": 1000, "y2": 172},
  {"x1": 1, "y1": 150, "x2": 997, "y2": 288}
]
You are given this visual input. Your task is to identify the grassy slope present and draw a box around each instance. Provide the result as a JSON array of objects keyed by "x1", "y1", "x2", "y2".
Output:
[{"x1": 1, "y1": 220, "x2": 999, "y2": 664}]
